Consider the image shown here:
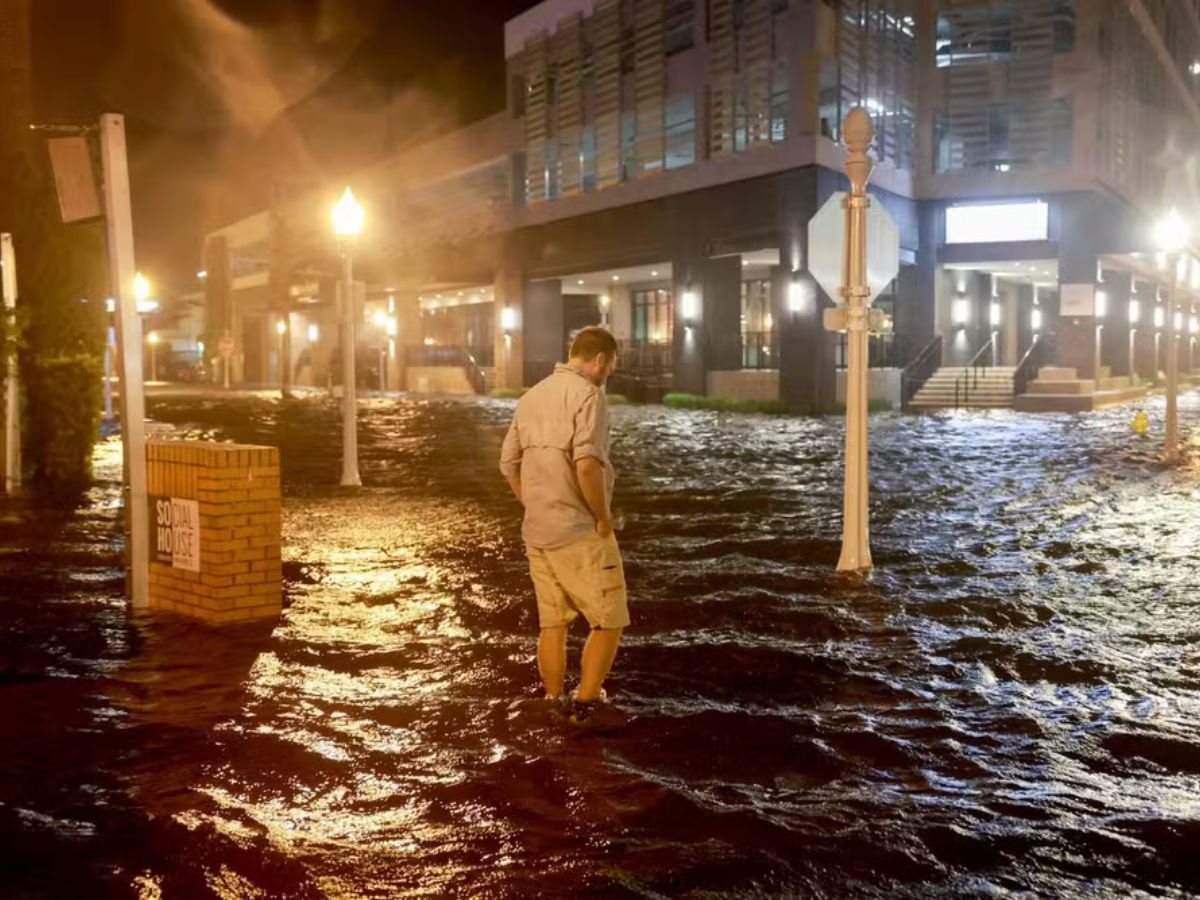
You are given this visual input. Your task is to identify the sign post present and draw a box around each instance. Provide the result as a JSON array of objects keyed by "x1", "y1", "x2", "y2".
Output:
[
  {"x1": 1, "y1": 234, "x2": 21, "y2": 495},
  {"x1": 100, "y1": 113, "x2": 149, "y2": 607},
  {"x1": 807, "y1": 108, "x2": 897, "y2": 574}
]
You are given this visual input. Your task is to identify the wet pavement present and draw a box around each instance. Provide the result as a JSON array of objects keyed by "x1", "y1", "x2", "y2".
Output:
[{"x1": 2, "y1": 387, "x2": 1200, "y2": 897}]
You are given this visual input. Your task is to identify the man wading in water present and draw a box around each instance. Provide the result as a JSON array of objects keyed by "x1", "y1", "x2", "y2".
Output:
[{"x1": 500, "y1": 326, "x2": 628, "y2": 724}]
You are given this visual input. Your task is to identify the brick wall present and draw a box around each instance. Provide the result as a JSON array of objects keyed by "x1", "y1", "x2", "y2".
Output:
[{"x1": 146, "y1": 442, "x2": 282, "y2": 624}]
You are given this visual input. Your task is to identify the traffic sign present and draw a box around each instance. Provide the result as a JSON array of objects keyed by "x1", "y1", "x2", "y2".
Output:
[{"x1": 807, "y1": 192, "x2": 900, "y2": 305}]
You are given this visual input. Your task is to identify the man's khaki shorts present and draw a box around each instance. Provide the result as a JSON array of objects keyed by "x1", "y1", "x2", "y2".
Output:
[{"x1": 527, "y1": 532, "x2": 630, "y2": 630}]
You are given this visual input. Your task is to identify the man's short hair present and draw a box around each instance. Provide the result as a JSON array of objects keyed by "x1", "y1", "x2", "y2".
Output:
[{"x1": 569, "y1": 326, "x2": 618, "y2": 362}]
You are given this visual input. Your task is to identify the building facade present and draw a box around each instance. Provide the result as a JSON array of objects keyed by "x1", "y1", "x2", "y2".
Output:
[{"x1": 202, "y1": 0, "x2": 1200, "y2": 406}]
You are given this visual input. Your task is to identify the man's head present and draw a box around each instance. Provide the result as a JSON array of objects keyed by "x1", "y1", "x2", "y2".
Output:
[{"x1": 568, "y1": 326, "x2": 619, "y2": 387}]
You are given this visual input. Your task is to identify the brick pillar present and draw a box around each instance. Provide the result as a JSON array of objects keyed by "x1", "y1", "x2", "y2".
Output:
[{"x1": 146, "y1": 442, "x2": 282, "y2": 624}]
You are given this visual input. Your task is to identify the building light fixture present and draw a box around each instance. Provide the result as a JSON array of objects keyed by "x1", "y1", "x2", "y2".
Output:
[
  {"x1": 275, "y1": 319, "x2": 287, "y2": 335},
  {"x1": 1128, "y1": 299, "x2": 1141, "y2": 324},
  {"x1": 952, "y1": 297, "x2": 971, "y2": 327},
  {"x1": 1175, "y1": 311, "x2": 1184, "y2": 331},
  {"x1": 1191, "y1": 61, "x2": 1200, "y2": 75},
  {"x1": 500, "y1": 306, "x2": 517, "y2": 332},
  {"x1": 990, "y1": 301, "x2": 1002, "y2": 327},
  {"x1": 1095, "y1": 290, "x2": 1107, "y2": 319},
  {"x1": 1155, "y1": 306, "x2": 1166, "y2": 329},
  {"x1": 308, "y1": 324, "x2": 319, "y2": 342},
  {"x1": 1031, "y1": 307, "x2": 1043, "y2": 332},
  {"x1": 681, "y1": 290, "x2": 699, "y2": 322}
]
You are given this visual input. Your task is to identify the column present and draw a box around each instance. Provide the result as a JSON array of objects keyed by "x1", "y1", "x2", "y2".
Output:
[
  {"x1": 523, "y1": 279, "x2": 563, "y2": 386},
  {"x1": 493, "y1": 266, "x2": 524, "y2": 391}
]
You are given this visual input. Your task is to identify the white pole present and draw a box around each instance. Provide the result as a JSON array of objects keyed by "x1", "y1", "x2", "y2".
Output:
[
  {"x1": 1165, "y1": 254, "x2": 1181, "y2": 460},
  {"x1": 103, "y1": 326, "x2": 114, "y2": 420},
  {"x1": 1, "y1": 233, "x2": 22, "y2": 494},
  {"x1": 99, "y1": 113, "x2": 149, "y2": 608},
  {"x1": 836, "y1": 109, "x2": 875, "y2": 574},
  {"x1": 340, "y1": 250, "x2": 361, "y2": 486}
]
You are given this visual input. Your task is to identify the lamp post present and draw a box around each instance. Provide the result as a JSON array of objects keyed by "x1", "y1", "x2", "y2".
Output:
[
  {"x1": 147, "y1": 331, "x2": 159, "y2": 382},
  {"x1": 332, "y1": 187, "x2": 363, "y2": 486},
  {"x1": 1153, "y1": 207, "x2": 1190, "y2": 461}
]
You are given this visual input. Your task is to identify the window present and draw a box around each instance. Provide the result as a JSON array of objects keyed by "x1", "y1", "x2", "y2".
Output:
[
  {"x1": 770, "y1": 63, "x2": 788, "y2": 142},
  {"x1": 740, "y1": 280, "x2": 774, "y2": 368},
  {"x1": 581, "y1": 127, "x2": 598, "y2": 191},
  {"x1": 511, "y1": 74, "x2": 526, "y2": 118},
  {"x1": 620, "y1": 109, "x2": 637, "y2": 182},
  {"x1": 633, "y1": 289, "x2": 674, "y2": 345},
  {"x1": 665, "y1": 94, "x2": 696, "y2": 169},
  {"x1": 665, "y1": 0, "x2": 695, "y2": 54}
]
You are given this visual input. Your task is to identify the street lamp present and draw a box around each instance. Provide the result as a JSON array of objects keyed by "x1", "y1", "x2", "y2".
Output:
[
  {"x1": 332, "y1": 187, "x2": 363, "y2": 486},
  {"x1": 1154, "y1": 207, "x2": 1191, "y2": 461},
  {"x1": 147, "y1": 331, "x2": 159, "y2": 382}
]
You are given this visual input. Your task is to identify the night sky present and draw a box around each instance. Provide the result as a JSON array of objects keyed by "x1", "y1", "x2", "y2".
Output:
[{"x1": 30, "y1": 0, "x2": 538, "y2": 295}]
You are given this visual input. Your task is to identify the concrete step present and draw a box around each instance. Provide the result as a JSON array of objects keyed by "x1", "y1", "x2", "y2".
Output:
[
  {"x1": 1100, "y1": 375, "x2": 1132, "y2": 391},
  {"x1": 1037, "y1": 367, "x2": 1079, "y2": 381},
  {"x1": 1028, "y1": 379, "x2": 1092, "y2": 395}
]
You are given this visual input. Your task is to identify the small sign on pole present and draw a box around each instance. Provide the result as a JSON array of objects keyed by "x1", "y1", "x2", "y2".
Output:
[
  {"x1": 1, "y1": 233, "x2": 21, "y2": 495},
  {"x1": 47, "y1": 136, "x2": 102, "y2": 224}
]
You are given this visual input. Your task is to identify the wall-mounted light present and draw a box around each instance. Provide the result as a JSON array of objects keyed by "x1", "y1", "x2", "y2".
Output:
[
  {"x1": 275, "y1": 319, "x2": 287, "y2": 336},
  {"x1": 308, "y1": 324, "x2": 320, "y2": 342},
  {"x1": 1128, "y1": 299, "x2": 1141, "y2": 324},
  {"x1": 1031, "y1": 307, "x2": 1043, "y2": 332},
  {"x1": 386, "y1": 317, "x2": 398, "y2": 338},
  {"x1": 600, "y1": 295, "x2": 610, "y2": 308},
  {"x1": 952, "y1": 297, "x2": 971, "y2": 327},
  {"x1": 989, "y1": 301, "x2": 1002, "y2": 327},
  {"x1": 372, "y1": 309, "x2": 388, "y2": 328},
  {"x1": 1155, "y1": 306, "x2": 1166, "y2": 329},
  {"x1": 787, "y1": 276, "x2": 812, "y2": 314},
  {"x1": 1095, "y1": 290, "x2": 1107, "y2": 319},
  {"x1": 500, "y1": 306, "x2": 517, "y2": 332},
  {"x1": 681, "y1": 290, "x2": 699, "y2": 322},
  {"x1": 1175, "y1": 311, "x2": 1185, "y2": 331},
  {"x1": 1191, "y1": 316, "x2": 1199, "y2": 335}
]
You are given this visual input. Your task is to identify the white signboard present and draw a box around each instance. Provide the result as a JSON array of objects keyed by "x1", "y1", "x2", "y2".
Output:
[
  {"x1": 1060, "y1": 283, "x2": 1094, "y2": 317},
  {"x1": 807, "y1": 192, "x2": 900, "y2": 305},
  {"x1": 945, "y1": 201, "x2": 1049, "y2": 244},
  {"x1": 150, "y1": 496, "x2": 201, "y2": 572}
]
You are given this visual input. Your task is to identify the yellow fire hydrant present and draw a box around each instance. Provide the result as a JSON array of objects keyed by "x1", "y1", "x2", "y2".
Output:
[{"x1": 1132, "y1": 409, "x2": 1149, "y2": 435}]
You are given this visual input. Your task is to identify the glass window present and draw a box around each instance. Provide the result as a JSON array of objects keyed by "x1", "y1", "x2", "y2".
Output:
[
  {"x1": 770, "y1": 63, "x2": 788, "y2": 142},
  {"x1": 510, "y1": 74, "x2": 526, "y2": 118},
  {"x1": 581, "y1": 127, "x2": 597, "y2": 191},
  {"x1": 665, "y1": 0, "x2": 695, "y2": 54},
  {"x1": 633, "y1": 289, "x2": 674, "y2": 345},
  {"x1": 665, "y1": 94, "x2": 696, "y2": 169},
  {"x1": 740, "y1": 280, "x2": 774, "y2": 368},
  {"x1": 620, "y1": 109, "x2": 637, "y2": 182}
]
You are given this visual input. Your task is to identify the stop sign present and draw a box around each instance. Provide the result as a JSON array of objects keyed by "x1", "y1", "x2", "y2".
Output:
[{"x1": 807, "y1": 192, "x2": 900, "y2": 305}]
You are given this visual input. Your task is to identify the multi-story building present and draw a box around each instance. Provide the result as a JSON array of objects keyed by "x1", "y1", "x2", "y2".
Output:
[{"x1": 202, "y1": 0, "x2": 1200, "y2": 408}]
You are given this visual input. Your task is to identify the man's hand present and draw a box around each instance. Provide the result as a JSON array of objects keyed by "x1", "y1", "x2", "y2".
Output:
[{"x1": 595, "y1": 516, "x2": 613, "y2": 539}]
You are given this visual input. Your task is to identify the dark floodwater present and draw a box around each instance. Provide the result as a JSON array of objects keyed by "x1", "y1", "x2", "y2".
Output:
[{"x1": 3, "y1": 388, "x2": 1200, "y2": 898}]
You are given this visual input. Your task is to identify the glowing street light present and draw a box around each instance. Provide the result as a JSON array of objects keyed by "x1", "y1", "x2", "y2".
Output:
[
  {"x1": 1154, "y1": 207, "x2": 1191, "y2": 461},
  {"x1": 332, "y1": 187, "x2": 363, "y2": 486}
]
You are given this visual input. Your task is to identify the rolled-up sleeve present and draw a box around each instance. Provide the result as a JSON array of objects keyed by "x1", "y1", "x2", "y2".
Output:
[
  {"x1": 571, "y1": 392, "x2": 607, "y2": 464},
  {"x1": 499, "y1": 418, "x2": 523, "y2": 478}
]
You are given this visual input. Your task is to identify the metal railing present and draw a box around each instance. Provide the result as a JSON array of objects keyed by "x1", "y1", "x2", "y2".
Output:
[
  {"x1": 836, "y1": 333, "x2": 905, "y2": 370},
  {"x1": 953, "y1": 339, "x2": 995, "y2": 409},
  {"x1": 405, "y1": 344, "x2": 490, "y2": 394},
  {"x1": 1013, "y1": 334, "x2": 1050, "y2": 398},
  {"x1": 900, "y1": 335, "x2": 943, "y2": 412}
]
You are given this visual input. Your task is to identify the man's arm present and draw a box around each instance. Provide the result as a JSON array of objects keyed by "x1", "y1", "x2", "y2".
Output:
[
  {"x1": 571, "y1": 392, "x2": 611, "y2": 537},
  {"x1": 575, "y1": 457, "x2": 611, "y2": 538},
  {"x1": 499, "y1": 419, "x2": 523, "y2": 504}
]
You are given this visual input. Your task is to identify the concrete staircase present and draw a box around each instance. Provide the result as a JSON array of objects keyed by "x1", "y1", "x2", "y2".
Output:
[
  {"x1": 909, "y1": 366, "x2": 1016, "y2": 410},
  {"x1": 1014, "y1": 366, "x2": 1148, "y2": 412}
]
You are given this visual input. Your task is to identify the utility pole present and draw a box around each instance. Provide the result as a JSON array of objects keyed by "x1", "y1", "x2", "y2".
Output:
[
  {"x1": 100, "y1": 113, "x2": 148, "y2": 608},
  {"x1": 1, "y1": 233, "x2": 21, "y2": 494}
]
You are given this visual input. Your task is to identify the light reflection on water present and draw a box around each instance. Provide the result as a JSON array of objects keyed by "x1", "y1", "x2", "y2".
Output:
[{"x1": 0, "y1": 389, "x2": 1199, "y2": 896}]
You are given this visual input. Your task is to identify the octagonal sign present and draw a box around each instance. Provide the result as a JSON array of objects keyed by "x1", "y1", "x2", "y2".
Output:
[{"x1": 807, "y1": 192, "x2": 900, "y2": 305}]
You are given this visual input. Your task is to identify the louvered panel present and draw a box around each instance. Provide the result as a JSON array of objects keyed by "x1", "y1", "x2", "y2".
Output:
[
  {"x1": 524, "y1": 35, "x2": 550, "y2": 204},
  {"x1": 591, "y1": 0, "x2": 622, "y2": 190},
  {"x1": 633, "y1": 0, "x2": 665, "y2": 176},
  {"x1": 555, "y1": 16, "x2": 585, "y2": 197},
  {"x1": 709, "y1": 0, "x2": 737, "y2": 156}
]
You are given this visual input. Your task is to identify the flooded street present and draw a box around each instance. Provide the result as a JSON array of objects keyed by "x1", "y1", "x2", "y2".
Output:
[{"x1": 3, "y1": 389, "x2": 1200, "y2": 897}]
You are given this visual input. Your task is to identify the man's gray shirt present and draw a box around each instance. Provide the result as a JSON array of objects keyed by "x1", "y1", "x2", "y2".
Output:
[{"x1": 499, "y1": 363, "x2": 615, "y2": 549}]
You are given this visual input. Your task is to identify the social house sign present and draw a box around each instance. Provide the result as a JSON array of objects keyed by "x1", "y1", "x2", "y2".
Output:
[{"x1": 149, "y1": 496, "x2": 200, "y2": 572}]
